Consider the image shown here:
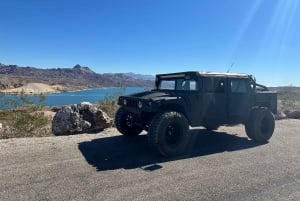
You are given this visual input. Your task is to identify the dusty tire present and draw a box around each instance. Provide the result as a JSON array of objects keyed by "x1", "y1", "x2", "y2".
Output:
[
  {"x1": 245, "y1": 108, "x2": 275, "y2": 142},
  {"x1": 148, "y1": 111, "x2": 190, "y2": 157},
  {"x1": 115, "y1": 107, "x2": 143, "y2": 136}
]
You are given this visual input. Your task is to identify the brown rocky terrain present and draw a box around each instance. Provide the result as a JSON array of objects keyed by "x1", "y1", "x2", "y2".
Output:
[{"x1": 0, "y1": 63, "x2": 152, "y2": 92}]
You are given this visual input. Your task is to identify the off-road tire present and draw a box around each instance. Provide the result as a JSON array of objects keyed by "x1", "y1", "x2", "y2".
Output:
[
  {"x1": 245, "y1": 108, "x2": 275, "y2": 142},
  {"x1": 115, "y1": 107, "x2": 143, "y2": 136},
  {"x1": 148, "y1": 111, "x2": 190, "y2": 157}
]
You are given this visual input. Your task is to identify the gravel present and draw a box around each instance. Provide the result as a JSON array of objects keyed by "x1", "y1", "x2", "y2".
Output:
[{"x1": 0, "y1": 120, "x2": 299, "y2": 201}]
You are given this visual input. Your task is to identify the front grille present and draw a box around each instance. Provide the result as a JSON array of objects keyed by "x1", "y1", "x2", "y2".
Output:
[{"x1": 127, "y1": 99, "x2": 138, "y2": 107}]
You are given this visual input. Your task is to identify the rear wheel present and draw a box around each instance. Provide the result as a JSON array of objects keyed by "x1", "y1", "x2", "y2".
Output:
[
  {"x1": 148, "y1": 111, "x2": 190, "y2": 157},
  {"x1": 115, "y1": 107, "x2": 143, "y2": 136},
  {"x1": 245, "y1": 108, "x2": 275, "y2": 142}
]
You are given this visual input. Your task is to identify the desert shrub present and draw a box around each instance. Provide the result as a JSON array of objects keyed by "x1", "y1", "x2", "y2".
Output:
[
  {"x1": 0, "y1": 92, "x2": 51, "y2": 139},
  {"x1": 96, "y1": 91, "x2": 121, "y2": 119},
  {"x1": 278, "y1": 90, "x2": 300, "y2": 111}
]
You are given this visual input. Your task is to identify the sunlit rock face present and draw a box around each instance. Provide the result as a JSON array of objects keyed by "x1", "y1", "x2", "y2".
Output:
[{"x1": 52, "y1": 102, "x2": 112, "y2": 135}]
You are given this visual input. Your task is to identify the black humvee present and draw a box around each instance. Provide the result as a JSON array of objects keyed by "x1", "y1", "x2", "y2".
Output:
[{"x1": 116, "y1": 71, "x2": 277, "y2": 156}]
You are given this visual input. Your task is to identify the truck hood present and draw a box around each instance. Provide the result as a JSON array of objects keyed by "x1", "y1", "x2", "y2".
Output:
[{"x1": 126, "y1": 90, "x2": 179, "y2": 101}]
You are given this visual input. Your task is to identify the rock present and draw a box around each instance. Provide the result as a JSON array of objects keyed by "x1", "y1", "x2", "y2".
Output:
[
  {"x1": 51, "y1": 106, "x2": 62, "y2": 112},
  {"x1": 93, "y1": 110, "x2": 112, "y2": 131},
  {"x1": 52, "y1": 102, "x2": 113, "y2": 135},
  {"x1": 285, "y1": 110, "x2": 300, "y2": 119},
  {"x1": 275, "y1": 111, "x2": 287, "y2": 120},
  {"x1": 52, "y1": 106, "x2": 81, "y2": 135},
  {"x1": 78, "y1": 102, "x2": 92, "y2": 111}
]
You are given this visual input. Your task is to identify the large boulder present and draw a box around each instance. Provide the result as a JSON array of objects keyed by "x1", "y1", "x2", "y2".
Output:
[
  {"x1": 52, "y1": 102, "x2": 113, "y2": 135},
  {"x1": 275, "y1": 110, "x2": 300, "y2": 120},
  {"x1": 285, "y1": 110, "x2": 300, "y2": 119},
  {"x1": 274, "y1": 111, "x2": 287, "y2": 120}
]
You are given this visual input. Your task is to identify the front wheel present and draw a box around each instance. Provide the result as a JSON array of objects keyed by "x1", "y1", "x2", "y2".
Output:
[
  {"x1": 148, "y1": 111, "x2": 190, "y2": 157},
  {"x1": 245, "y1": 108, "x2": 275, "y2": 142},
  {"x1": 115, "y1": 107, "x2": 143, "y2": 136}
]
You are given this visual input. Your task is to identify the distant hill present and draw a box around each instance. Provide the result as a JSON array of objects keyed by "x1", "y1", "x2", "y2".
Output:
[
  {"x1": 123, "y1": 72, "x2": 155, "y2": 81},
  {"x1": 0, "y1": 63, "x2": 153, "y2": 91}
]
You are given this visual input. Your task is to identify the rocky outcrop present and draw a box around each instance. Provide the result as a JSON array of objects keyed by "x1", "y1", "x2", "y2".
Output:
[
  {"x1": 52, "y1": 102, "x2": 113, "y2": 135},
  {"x1": 275, "y1": 111, "x2": 287, "y2": 120},
  {"x1": 275, "y1": 110, "x2": 300, "y2": 120},
  {"x1": 285, "y1": 110, "x2": 300, "y2": 119},
  {"x1": 0, "y1": 63, "x2": 153, "y2": 91}
]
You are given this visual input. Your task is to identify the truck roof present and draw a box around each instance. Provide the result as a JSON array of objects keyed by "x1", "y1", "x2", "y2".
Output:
[
  {"x1": 157, "y1": 71, "x2": 250, "y2": 79},
  {"x1": 199, "y1": 71, "x2": 249, "y2": 78}
]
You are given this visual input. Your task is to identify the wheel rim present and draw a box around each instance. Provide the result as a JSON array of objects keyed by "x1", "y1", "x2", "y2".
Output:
[
  {"x1": 165, "y1": 123, "x2": 181, "y2": 146},
  {"x1": 125, "y1": 114, "x2": 134, "y2": 128}
]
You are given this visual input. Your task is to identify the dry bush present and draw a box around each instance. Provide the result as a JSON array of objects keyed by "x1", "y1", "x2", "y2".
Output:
[
  {"x1": 0, "y1": 92, "x2": 52, "y2": 139},
  {"x1": 96, "y1": 93, "x2": 120, "y2": 119},
  {"x1": 278, "y1": 91, "x2": 300, "y2": 111}
]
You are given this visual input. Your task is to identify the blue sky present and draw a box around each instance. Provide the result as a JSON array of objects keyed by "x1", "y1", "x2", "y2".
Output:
[{"x1": 0, "y1": 0, "x2": 300, "y2": 86}]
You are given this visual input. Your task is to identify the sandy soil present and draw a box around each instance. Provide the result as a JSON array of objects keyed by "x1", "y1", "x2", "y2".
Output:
[{"x1": 0, "y1": 83, "x2": 65, "y2": 94}]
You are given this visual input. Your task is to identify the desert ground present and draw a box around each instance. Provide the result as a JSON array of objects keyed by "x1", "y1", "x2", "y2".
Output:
[{"x1": 0, "y1": 119, "x2": 299, "y2": 201}]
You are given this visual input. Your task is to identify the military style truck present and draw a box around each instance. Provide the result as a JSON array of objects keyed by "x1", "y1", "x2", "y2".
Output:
[{"x1": 115, "y1": 72, "x2": 277, "y2": 157}]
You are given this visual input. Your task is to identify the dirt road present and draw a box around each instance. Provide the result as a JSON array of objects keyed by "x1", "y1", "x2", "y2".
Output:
[{"x1": 0, "y1": 120, "x2": 299, "y2": 201}]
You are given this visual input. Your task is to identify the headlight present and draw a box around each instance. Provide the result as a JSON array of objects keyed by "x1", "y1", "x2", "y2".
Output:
[
  {"x1": 123, "y1": 99, "x2": 127, "y2": 105},
  {"x1": 138, "y1": 101, "x2": 143, "y2": 109}
]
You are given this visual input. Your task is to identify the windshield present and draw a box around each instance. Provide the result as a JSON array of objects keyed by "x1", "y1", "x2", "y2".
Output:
[{"x1": 158, "y1": 78, "x2": 198, "y2": 91}]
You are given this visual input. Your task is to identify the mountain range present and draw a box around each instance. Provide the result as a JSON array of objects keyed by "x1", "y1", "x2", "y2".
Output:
[{"x1": 0, "y1": 63, "x2": 153, "y2": 91}]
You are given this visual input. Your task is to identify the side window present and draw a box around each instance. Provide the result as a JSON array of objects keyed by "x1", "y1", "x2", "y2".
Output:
[
  {"x1": 160, "y1": 80, "x2": 175, "y2": 90},
  {"x1": 189, "y1": 80, "x2": 197, "y2": 90},
  {"x1": 204, "y1": 78, "x2": 225, "y2": 93},
  {"x1": 176, "y1": 79, "x2": 198, "y2": 91},
  {"x1": 230, "y1": 79, "x2": 248, "y2": 93}
]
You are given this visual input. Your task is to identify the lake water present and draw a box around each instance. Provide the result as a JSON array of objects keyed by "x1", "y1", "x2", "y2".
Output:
[{"x1": 0, "y1": 87, "x2": 146, "y2": 108}]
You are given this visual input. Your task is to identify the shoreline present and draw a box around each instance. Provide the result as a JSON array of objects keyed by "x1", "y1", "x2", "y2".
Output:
[
  {"x1": 0, "y1": 86, "x2": 95, "y2": 95},
  {"x1": 0, "y1": 86, "x2": 136, "y2": 95},
  {"x1": 0, "y1": 86, "x2": 145, "y2": 108},
  {"x1": 0, "y1": 90, "x2": 64, "y2": 95}
]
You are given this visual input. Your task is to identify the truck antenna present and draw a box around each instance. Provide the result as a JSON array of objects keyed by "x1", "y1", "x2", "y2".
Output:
[{"x1": 227, "y1": 63, "x2": 235, "y2": 73}]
